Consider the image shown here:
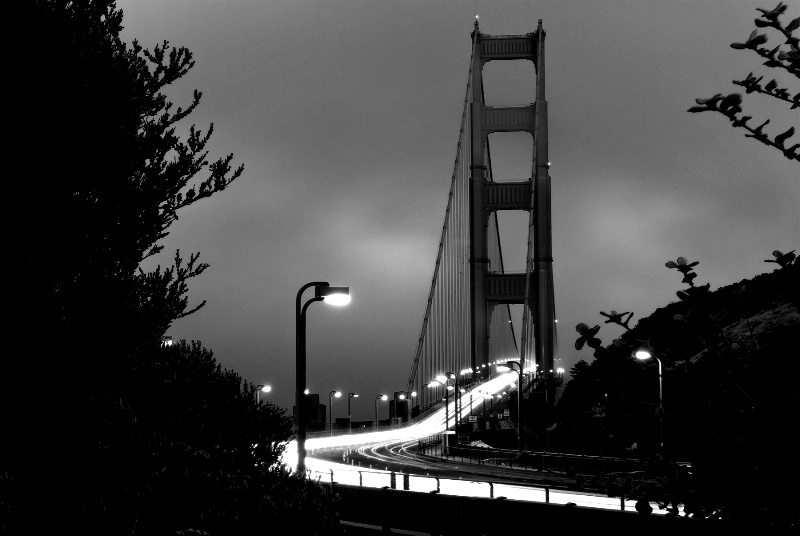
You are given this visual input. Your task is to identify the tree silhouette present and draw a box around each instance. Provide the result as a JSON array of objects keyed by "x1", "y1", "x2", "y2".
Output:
[
  {"x1": 764, "y1": 248, "x2": 797, "y2": 267},
  {"x1": 0, "y1": 3, "x2": 335, "y2": 533},
  {"x1": 688, "y1": 2, "x2": 799, "y2": 162}
]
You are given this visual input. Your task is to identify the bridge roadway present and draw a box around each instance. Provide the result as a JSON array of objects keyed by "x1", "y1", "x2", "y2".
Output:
[
  {"x1": 302, "y1": 438, "x2": 679, "y2": 516},
  {"x1": 325, "y1": 440, "x2": 582, "y2": 490},
  {"x1": 282, "y1": 374, "x2": 680, "y2": 516}
]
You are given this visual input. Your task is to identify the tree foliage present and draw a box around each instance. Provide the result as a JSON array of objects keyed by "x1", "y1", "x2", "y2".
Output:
[
  {"x1": 559, "y1": 255, "x2": 798, "y2": 529},
  {"x1": 1, "y1": 2, "x2": 338, "y2": 533},
  {"x1": 689, "y1": 2, "x2": 799, "y2": 162}
]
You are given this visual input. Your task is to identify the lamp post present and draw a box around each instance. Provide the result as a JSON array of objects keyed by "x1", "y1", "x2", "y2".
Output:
[
  {"x1": 395, "y1": 390, "x2": 417, "y2": 423},
  {"x1": 255, "y1": 384, "x2": 271, "y2": 404},
  {"x1": 635, "y1": 349, "x2": 664, "y2": 452},
  {"x1": 296, "y1": 282, "x2": 350, "y2": 474},
  {"x1": 374, "y1": 394, "x2": 388, "y2": 428},
  {"x1": 329, "y1": 390, "x2": 342, "y2": 436},
  {"x1": 347, "y1": 392, "x2": 359, "y2": 430},
  {"x1": 497, "y1": 360, "x2": 524, "y2": 453},
  {"x1": 435, "y1": 372, "x2": 459, "y2": 441}
]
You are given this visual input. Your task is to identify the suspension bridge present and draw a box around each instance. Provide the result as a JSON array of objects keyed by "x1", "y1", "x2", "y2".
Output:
[{"x1": 402, "y1": 18, "x2": 562, "y2": 440}]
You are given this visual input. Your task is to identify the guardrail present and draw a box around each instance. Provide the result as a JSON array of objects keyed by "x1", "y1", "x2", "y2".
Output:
[
  {"x1": 320, "y1": 479, "x2": 706, "y2": 535},
  {"x1": 305, "y1": 463, "x2": 682, "y2": 517},
  {"x1": 306, "y1": 398, "x2": 448, "y2": 439}
]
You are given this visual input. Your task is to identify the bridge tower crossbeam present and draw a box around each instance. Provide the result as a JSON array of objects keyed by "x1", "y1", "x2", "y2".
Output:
[{"x1": 469, "y1": 20, "x2": 556, "y2": 379}]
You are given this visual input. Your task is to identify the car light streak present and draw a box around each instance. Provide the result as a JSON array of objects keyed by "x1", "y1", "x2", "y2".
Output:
[
  {"x1": 278, "y1": 374, "x2": 679, "y2": 516},
  {"x1": 303, "y1": 456, "x2": 675, "y2": 515}
]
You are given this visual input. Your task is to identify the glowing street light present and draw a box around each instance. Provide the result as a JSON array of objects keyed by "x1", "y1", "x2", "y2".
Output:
[
  {"x1": 374, "y1": 394, "x2": 388, "y2": 428},
  {"x1": 394, "y1": 390, "x2": 417, "y2": 423},
  {"x1": 295, "y1": 282, "x2": 350, "y2": 473},
  {"x1": 635, "y1": 349, "x2": 664, "y2": 452},
  {"x1": 255, "y1": 384, "x2": 271, "y2": 404},
  {"x1": 329, "y1": 390, "x2": 342, "y2": 436}
]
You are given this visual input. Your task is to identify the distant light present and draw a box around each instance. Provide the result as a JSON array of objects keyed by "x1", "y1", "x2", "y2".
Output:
[
  {"x1": 411, "y1": 391, "x2": 417, "y2": 397},
  {"x1": 447, "y1": 386, "x2": 454, "y2": 391},
  {"x1": 436, "y1": 375, "x2": 447, "y2": 384},
  {"x1": 304, "y1": 389, "x2": 310, "y2": 395},
  {"x1": 635, "y1": 350, "x2": 652, "y2": 360},
  {"x1": 556, "y1": 368, "x2": 565, "y2": 374},
  {"x1": 496, "y1": 365, "x2": 510, "y2": 372},
  {"x1": 261, "y1": 385, "x2": 272, "y2": 393},
  {"x1": 399, "y1": 394, "x2": 406, "y2": 400},
  {"x1": 380, "y1": 395, "x2": 388, "y2": 401},
  {"x1": 334, "y1": 391, "x2": 342, "y2": 398}
]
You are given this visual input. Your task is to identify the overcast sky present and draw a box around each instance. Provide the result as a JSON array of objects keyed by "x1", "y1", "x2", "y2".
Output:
[{"x1": 122, "y1": 0, "x2": 798, "y2": 422}]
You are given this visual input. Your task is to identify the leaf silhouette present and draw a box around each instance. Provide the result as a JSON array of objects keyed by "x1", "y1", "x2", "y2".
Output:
[{"x1": 774, "y1": 127, "x2": 795, "y2": 148}]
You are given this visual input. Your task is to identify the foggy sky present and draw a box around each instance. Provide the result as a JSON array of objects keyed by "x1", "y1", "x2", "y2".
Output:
[{"x1": 122, "y1": 0, "x2": 799, "y2": 422}]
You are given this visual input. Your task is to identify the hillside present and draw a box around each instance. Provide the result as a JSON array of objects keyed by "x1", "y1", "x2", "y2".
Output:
[{"x1": 553, "y1": 259, "x2": 798, "y2": 525}]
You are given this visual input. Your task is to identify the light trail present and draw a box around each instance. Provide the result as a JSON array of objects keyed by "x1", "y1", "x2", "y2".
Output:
[
  {"x1": 303, "y1": 457, "x2": 670, "y2": 514},
  {"x1": 282, "y1": 372, "x2": 517, "y2": 466},
  {"x1": 278, "y1": 374, "x2": 678, "y2": 516}
]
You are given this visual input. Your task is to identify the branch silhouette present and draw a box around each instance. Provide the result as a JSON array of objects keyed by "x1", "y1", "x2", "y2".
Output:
[{"x1": 689, "y1": 2, "x2": 799, "y2": 163}]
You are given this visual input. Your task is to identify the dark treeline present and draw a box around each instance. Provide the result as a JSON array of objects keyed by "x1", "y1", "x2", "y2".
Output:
[
  {"x1": 1, "y1": 1, "x2": 338, "y2": 534},
  {"x1": 554, "y1": 258, "x2": 798, "y2": 529}
]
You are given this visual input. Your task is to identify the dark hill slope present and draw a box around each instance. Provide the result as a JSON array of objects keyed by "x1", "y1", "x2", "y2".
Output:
[{"x1": 554, "y1": 261, "x2": 798, "y2": 527}]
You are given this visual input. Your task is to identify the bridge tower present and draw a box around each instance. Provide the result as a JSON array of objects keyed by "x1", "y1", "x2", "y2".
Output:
[{"x1": 468, "y1": 20, "x2": 555, "y2": 379}]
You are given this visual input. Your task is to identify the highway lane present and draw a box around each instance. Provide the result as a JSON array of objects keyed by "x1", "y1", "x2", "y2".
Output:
[
  {"x1": 301, "y1": 439, "x2": 679, "y2": 515},
  {"x1": 277, "y1": 373, "x2": 680, "y2": 515}
]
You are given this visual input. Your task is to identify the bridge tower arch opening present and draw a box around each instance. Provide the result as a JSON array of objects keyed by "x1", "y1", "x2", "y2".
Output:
[
  {"x1": 406, "y1": 21, "x2": 560, "y2": 425},
  {"x1": 468, "y1": 20, "x2": 556, "y2": 380}
]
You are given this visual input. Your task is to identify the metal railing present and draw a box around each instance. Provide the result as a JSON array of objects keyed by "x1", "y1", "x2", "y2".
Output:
[{"x1": 305, "y1": 462, "x2": 678, "y2": 516}]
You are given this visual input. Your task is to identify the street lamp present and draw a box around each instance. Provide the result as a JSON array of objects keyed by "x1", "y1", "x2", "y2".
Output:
[
  {"x1": 394, "y1": 390, "x2": 417, "y2": 423},
  {"x1": 635, "y1": 349, "x2": 664, "y2": 452},
  {"x1": 329, "y1": 390, "x2": 342, "y2": 436},
  {"x1": 374, "y1": 394, "x2": 388, "y2": 428},
  {"x1": 435, "y1": 372, "x2": 459, "y2": 440},
  {"x1": 296, "y1": 281, "x2": 350, "y2": 474},
  {"x1": 348, "y1": 392, "x2": 359, "y2": 430},
  {"x1": 255, "y1": 384, "x2": 271, "y2": 404},
  {"x1": 496, "y1": 360, "x2": 524, "y2": 453}
]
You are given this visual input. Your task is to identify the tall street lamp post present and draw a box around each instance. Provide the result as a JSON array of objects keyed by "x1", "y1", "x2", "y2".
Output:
[
  {"x1": 635, "y1": 349, "x2": 664, "y2": 452},
  {"x1": 436, "y1": 372, "x2": 459, "y2": 442},
  {"x1": 497, "y1": 360, "x2": 524, "y2": 453},
  {"x1": 395, "y1": 390, "x2": 417, "y2": 422},
  {"x1": 374, "y1": 394, "x2": 388, "y2": 428},
  {"x1": 328, "y1": 390, "x2": 342, "y2": 436},
  {"x1": 347, "y1": 392, "x2": 359, "y2": 431},
  {"x1": 255, "y1": 384, "x2": 271, "y2": 404},
  {"x1": 295, "y1": 282, "x2": 350, "y2": 474},
  {"x1": 430, "y1": 379, "x2": 450, "y2": 440}
]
